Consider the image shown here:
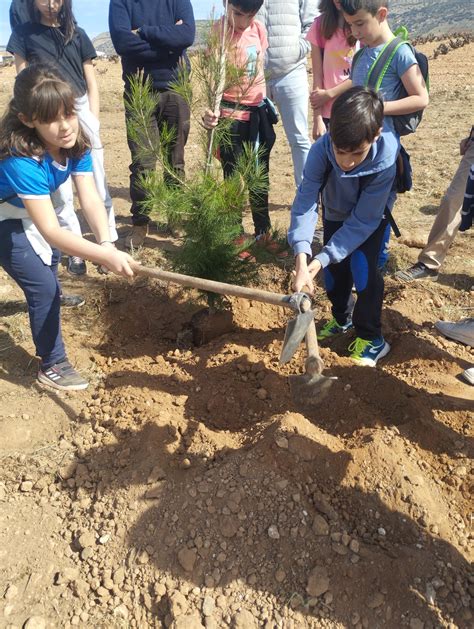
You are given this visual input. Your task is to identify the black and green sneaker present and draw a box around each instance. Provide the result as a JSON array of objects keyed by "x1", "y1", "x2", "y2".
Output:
[{"x1": 317, "y1": 317, "x2": 353, "y2": 341}]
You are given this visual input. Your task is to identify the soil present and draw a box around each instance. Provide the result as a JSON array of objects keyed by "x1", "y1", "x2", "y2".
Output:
[{"x1": 0, "y1": 40, "x2": 473, "y2": 629}]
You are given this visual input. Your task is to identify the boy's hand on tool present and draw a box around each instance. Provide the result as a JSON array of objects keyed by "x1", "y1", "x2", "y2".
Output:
[
  {"x1": 101, "y1": 246, "x2": 139, "y2": 278},
  {"x1": 292, "y1": 254, "x2": 321, "y2": 294},
  {"x1": 202, "y1": 109, "x2": 219, "y2": 129}
]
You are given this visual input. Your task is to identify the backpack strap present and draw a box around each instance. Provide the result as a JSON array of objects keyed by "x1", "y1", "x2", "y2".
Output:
[{"x1": 365, "y1": 37, "x2": 409, "y2": 91}]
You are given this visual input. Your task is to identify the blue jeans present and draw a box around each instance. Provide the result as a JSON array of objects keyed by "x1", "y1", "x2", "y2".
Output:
[
  {"x1": 267, "y1": 64, "x2": 312, "y2": 187},
  {"x1": 0, "y1": 220, "x2": 66, "y2": 369}
]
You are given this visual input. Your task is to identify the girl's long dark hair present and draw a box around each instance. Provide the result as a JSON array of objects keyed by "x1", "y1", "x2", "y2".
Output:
[
  {"x1": 0, "y1": 63, "x2": 90, "y2": 160},
  {"x1": 318, "y1": 0, "x2": 356, "y2": 46},
  {"x1": 27, "y1": 0, "x2": 76, "y2": 45}
]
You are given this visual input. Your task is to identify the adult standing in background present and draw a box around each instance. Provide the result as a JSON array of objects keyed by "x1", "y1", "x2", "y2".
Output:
[
  {"x1": 258, "y1": 0, "x2": 319, "y2": 187},
  {"x1": 109, "y1": 0, "x2": 195, "y2": 249},
  {"x1": 9, "y1": 0, "x2": 29, "y2": 30}
]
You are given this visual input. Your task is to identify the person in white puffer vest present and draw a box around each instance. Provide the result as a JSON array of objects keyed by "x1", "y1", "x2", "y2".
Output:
[{"x1": 258, "y1": 0, "x2": 319, "y2": 186}]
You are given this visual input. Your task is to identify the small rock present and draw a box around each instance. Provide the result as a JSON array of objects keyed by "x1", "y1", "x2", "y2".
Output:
[
  {"x1": 220, "y1": 516, "x2": 238, "y2": 538},
  {"x1": 78, "y1": 531, "x2": 95, "y2": 549},
  {"x1": 306, "y1": 566, "x2": 330, "y2": 597},
  {"x1": 267, "y1": 525, "x2": 280, "y2": 539},
  {"x1": 99, "y1": 534, "x2": 110, "y2": 545},
  {"x1": 4, "y1": 585, "x2": 18, "y2": 601},
  {"x1": 202, "y1": 596, "x2": 215, "y2": 617},
  {"x1": 377, "y1": 527, "x2": 386, "y2": 537},
  {"x1": 233, "y1": 609, "x2": 258, "y2": 629},
  {"x1": 312, "y1": 514, "x2": 329, "y2": 536},
  {"x1": 113, "y1": 604, "x2": 129, "y2": 620},
  {"x1": 275, "y1": 436, "x2": 288, "y2": 449},
  {"x1": 409, "y1": 619, "x2": 424, "y2": 629},
  {"x1": 23, "y1": 618, "x2": 46, "y2": 629},
  {"x1": 137, "y1": 550, "x2": 149, "y2": 565},
  {"x1": 349, "y1": 539, "x2": 360, "y2": 553},
  {"x1": 147, "y1": 466, "x2": 166, "y2": 484},
  {"x1": 367, "y1": 592, "x2": 384, "y2": 609},
  {"x1": 169, "y1": 591, "x2": 188, "y2": 619},
  {"x1": 178, "y1": 547, "x2": 197, "y2": 572},
  {"x1": 275, "y1": 569, "x2": 286, "y2": 583},
  {"x1": 181, "y1": 458, "x2": 192, "y2": 469},
  {"x1": 20, "y1": 481, "x2": 33, "y2": 492},
  {"x1": 171, "y1": 614, "x2": 205, "y2": 629}
]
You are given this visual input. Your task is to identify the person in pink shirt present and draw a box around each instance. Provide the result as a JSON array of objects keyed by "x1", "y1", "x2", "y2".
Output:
[
  {"x1": 203, "y1": 0, "x2": 278, "y2": 242},
  {"x1": 308, "y1": 0, "x2": 358, "y2": 140}
]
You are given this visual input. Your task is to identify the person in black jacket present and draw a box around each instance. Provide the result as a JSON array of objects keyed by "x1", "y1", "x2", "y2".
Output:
[
  {"x1": 9, "y1": 0, "x2": 30, "y2": 29},
  {"x1": 109, "y1": 0, "x2": 195, "y2": 249}
]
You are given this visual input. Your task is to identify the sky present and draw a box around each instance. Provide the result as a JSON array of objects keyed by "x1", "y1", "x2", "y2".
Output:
[{"x1": 1, "y1": 0, "x2": 218, "y2": 44}]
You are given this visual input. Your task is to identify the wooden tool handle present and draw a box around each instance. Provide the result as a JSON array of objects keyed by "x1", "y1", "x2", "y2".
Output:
[
  {"x1": 136, "y1": 265, "x2": 292, "y2": 309},
  {"x1": 300, "y1": 294, "x2": 324, "y2": 376}
]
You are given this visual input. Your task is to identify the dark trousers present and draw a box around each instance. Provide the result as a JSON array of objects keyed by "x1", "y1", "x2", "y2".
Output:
[
  {"x1": 124, "y1": 89, "x2": 190, "y2": 225},
  {"x1": 323, "y1": 217, "x2": 389, "y2": 340},
  {"x1": 0, "y1": 220, "x2": 66, "y2": 369},
  {"x1": 219, "y1": 111, "x2": 275, "y2": 236}
]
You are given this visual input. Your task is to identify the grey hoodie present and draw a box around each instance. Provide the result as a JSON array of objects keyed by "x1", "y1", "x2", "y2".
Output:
[{"x1": 257, "y1": 0, "x2": 319, "y2": 80}]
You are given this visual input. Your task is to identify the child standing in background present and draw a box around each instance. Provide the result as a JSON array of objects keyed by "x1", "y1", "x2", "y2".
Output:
[
  {"x1": 203, "y1": 0, "x2": 280, "y2": 252},
  {"x1": 308, "y1": 0, "x2": 358, "y2": 140},
  {"x1": 8, "y1": 0, "x2": 117, "y2": 276}
]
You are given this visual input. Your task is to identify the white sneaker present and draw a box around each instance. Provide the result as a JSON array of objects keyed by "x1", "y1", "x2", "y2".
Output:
[
  {"x1": 461, "y1": 367, "x2": 474, "y2": 385},
  {"x1": 435, "y1": 318, "x2": 474, "y2": 346}
]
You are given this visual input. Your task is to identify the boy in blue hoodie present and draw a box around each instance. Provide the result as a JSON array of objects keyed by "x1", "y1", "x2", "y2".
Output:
[{"x1": 289, "y1": 86, "x2": 397, "y2": 366}]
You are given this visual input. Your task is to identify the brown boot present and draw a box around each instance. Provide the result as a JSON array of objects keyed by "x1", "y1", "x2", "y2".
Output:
[{"x1": 125, "y1": 224, "x2": 149, "y2": 250}]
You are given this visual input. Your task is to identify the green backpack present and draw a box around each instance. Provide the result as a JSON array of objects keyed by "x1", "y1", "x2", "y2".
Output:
[{"x1": 352, "y1": 27, "x2": 429, "y2": 136}]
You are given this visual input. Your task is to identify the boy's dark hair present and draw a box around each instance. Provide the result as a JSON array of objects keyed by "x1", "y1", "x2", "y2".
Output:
[
  {"x1": 330, "y1": 86, "x2": 383, "y2": 150},
  {"x1": 0, "y1": 63, "x2": 90, "y2": 160},
  {"x1": 27, "y1": 0, "x2": 76, "y2": 44},
  {"x1": 318, "y1": 0, "x2": 356, "y2": 46},
  {"x1": 340, "y1": 0, "x2": 388, "y2": 16},
  {"x1": 228, "y1": 0, "x2": 264, "y2": 13}
]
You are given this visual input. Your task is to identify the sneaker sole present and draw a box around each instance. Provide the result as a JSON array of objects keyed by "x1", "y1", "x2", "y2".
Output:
[
  {"x1": 352, "y1": 341, "x2": 391, "y2": 367},
  {"x1": 37, "y1": 373, "x2": 89, "y2": 391},
  {"x1": 461, "y1": 368, "x2": 474, "y2": 385},
  {"x1": 317, "y1": 325, "x2": 353, "y2": 342},
  {"x1": 60, "y1": 299, "x2": 86, "y2": 308},
  {"x1": 395, "y1": 271, "x2": 438, "y2": 282}
]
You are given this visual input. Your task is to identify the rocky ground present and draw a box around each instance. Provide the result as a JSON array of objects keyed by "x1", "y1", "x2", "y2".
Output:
[{"x1": 0, "y1": 40, "x2": 473, "y2": 629}]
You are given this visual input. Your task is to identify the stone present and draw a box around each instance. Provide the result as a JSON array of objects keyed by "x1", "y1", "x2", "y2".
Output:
[
  {"x1": 409, "y1": 619, "x2": 424, "y2": 629},
  {"x1": 202, "y1": 596, "x2": 215, "y2": 616},
  {"x1": 178, "y1": 547, "x2": 197, "y2": 572},
  {"x1": 233, "y1": 609, "x2": 258, "y2": 629},
  {"x1": 113, "y1": 604, "x2": 129, "y2": 620},
  {"x1": 169, "y1": 591, "x2": 188, "y2": 618},
  {"x1": 367, "y1": 592, "x2": 385, "y2": 609},
  {"x1": 23, "y1": 618, "x2": 46, "y2": 629},
  {"x1": 220, "y1": 516, "x2": 238, "y2": 538},
  {"x1": 349, "y1": 539, "x2": 360, "y2": 553},
  {"x1": 275, "y1": 436, "x2": 288, "y2": 449},
  {"x1": 268, "y1": 525, "x2": 280, "y2": 539},
  {"x1": 147, "y1": 466, "x2": 166, "y2": 484},
  {"x1": 78, "y1": 531, "x2": 95, "y2": 549},
  {"x1": 312, "y1": 514, "x2": 329, "y2": 536},
  {"x1": 306, "y1": 566, "x2": 330, "y2": 597},
  {"x1": 170, "y1": 614, "x2": 205, "y2": 629},
  {"x1": 4, "y1": 585, "x2": 18, "y2": 601},
  {"x1": 275, "y1": 569, "x2": 286, "y2": 583},
  {"x1": 20, "y1": 481, "x2": 33, "y2": 492}
]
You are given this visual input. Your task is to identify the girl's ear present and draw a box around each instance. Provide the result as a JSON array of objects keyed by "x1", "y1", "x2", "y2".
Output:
[{"x1": 18, "y1": 113, "x2": 35, "y2": 128}]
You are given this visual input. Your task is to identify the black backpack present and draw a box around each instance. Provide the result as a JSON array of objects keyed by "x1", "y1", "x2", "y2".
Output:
[{"x1": 352, "y1": 28, "x2": 429, "y2": 136}]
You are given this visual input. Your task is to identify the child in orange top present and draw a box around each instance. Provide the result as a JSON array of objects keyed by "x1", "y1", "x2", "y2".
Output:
[{"x1": 203, "y1": 0, "x2": 276, "y2": 239}]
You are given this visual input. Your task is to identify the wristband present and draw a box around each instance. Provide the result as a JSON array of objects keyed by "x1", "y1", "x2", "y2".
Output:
[{"x1": 100, "y1": 240, "x2": 114, "y2": 245}]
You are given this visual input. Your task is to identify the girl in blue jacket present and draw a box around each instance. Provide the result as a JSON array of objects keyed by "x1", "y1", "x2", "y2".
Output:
[{"x1": 289, "y1": 86, "x2": 398, "y2": 366}]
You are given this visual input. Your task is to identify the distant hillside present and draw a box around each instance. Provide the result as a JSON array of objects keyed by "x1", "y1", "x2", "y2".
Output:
[
  {"x1": 389, "y1": 0, "x2": 473, "y2": 36},
  {"x1": 92, "y1": 3, "x2": 473, "y2": 56}
]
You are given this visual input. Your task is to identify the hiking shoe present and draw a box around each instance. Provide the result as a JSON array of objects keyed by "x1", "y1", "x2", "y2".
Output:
[
  {"x1": 125, "y1": 224, "x2": 149, "y2": 250},
  {"x1": 435, "y1": 318, "x2": 474, "y2": 346},
  {"x1": 60, "y1": 294, "x2": 85, "y2": 308},
  {"x1": 395, "y1": 262, "x2": 438, "y2": 282},
  {"x1": 38, "y1": 360, "x2": 89, "y2": 391},
  {"x1": 255, "y1": 233, "x2": 289, "y2": 259},
  {"x1": 348, "y1": 336, "x2": 390, "y2": 367},
  {"x1": 67, "y1": 256, "x2": 87, "y2": 276},
  {"x1": 461, "y1": 367, "x2": 474, "y2": 385},
  {"x1": 317, "y1": 317, "x2": 353, "y2": 341}
]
